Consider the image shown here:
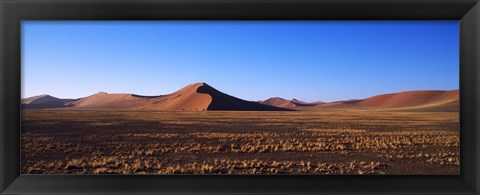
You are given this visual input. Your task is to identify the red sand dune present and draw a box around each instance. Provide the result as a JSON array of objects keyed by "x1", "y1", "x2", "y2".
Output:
[
  {"x1": 136, "y1": 83, "x2": 289, "y2": 111},
  {"x1": 316, "y1": 90, "x2": 459, "y2": 112},
  {"x1": 134, "y1": 83, "x2": 212, "y2": 111},
  {"x1": 72, "y1": 92, "x2": 153, "y2": 109},
  {"x1": 355, "y1": 90, "x2": 458, "y2": 107},
  {"x1": 260, "y1": 97, "x2": 322, "y2": 108}
]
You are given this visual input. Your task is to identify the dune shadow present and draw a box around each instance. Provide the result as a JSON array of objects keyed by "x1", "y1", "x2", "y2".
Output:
[
  {"x1": 131, "y1": 94, "x2": 165, "y2": 98},
  {"x1": 21, "y1": 103, "x2": 74, "y2": 109},
  {"x1": 196, "y1": 84, "x2": 292, "y2": 111}
]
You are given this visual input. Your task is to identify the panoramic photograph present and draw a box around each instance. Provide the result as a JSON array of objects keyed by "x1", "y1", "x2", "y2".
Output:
[{"x1": 21, "y1": 21, "x2": 459, "y2": 174}]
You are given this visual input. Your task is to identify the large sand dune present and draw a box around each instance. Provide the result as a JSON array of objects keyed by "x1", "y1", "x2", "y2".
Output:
[
  {"x1": 22, "y1": 83, "x2": 289, "y2": 111},
  {"x1": 314, "y1": 90, "x2": 459, "y2": 112},
  {"x1": 137, "y1": 83, "x2": 288, "y2": 111},
  {"x1": 134, "y1": 83, "x2": 212, "y2": 111}
]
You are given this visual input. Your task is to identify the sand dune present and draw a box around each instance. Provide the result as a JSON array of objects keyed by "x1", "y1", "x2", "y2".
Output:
[
  {"x1": 72, "y1": 92, "x2": 153, "y2": 109},
  {"x1": 196, "y1": 83, "x2": 289, "y2": 111},
  {"x1": 138, "y1": 83, "x2": 289, "y2": 111},
  {"x1": 314, "y1": 99, "x2": 361, "y2": 108},
  {"x1": 22, "y1": 84, "x2": 459, "y2": 112},
  {"x1": 22, "y1": 94, "x2": 63, "y2": 105},
  {"x1": 382, "y1": 100, "x2": 459, "y2": 112},
  {"x1": 21, "y1": 95, "x2": 75, "y2": 109},
  {"x1": 315, "y1": 90, "x2": 459, "y2": 112},
  {"x1": 260, "y1": 97, "x2": 322, "y2": 108},
  {"x1": 355, "y1": 90, "x2": 458, "y2": 107},
  {"x1": 135, "y1": 83, "x2": 212, "y2": 111},
  {"x1": 23, "y1": 83, "x2": 290, "y2": 111}
]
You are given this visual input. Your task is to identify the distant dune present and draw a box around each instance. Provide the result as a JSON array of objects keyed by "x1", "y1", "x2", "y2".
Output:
[
  {"x1": 355, "y1": 90, "x2": 458, "y2": 107},
  {"x1": 313, "y1": 90, "x2": 459, "y2": 112},
  {"x1": 72, "y1": 92, "x2": 152, "y2": 109},
  {"x1": 21, "y1": 94, "x2": 75, "y2": 109},
  {"x1": 260, "y1": 97, "x2": 322, "y2": 108}
]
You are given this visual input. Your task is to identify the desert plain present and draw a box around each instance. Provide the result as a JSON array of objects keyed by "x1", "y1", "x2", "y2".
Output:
[{"x1": 21, "y1": 83, "x2": 460, "y2": 174}]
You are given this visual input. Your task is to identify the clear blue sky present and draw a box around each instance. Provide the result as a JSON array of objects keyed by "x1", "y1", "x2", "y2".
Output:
[{"x1": 22, "y1": 21, "x2": 459, "y2": 102}]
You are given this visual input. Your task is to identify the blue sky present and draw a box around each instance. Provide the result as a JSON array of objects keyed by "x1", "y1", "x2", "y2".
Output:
[{"x1": 22, "y1": 21, "x2": 459, "y2": 102}]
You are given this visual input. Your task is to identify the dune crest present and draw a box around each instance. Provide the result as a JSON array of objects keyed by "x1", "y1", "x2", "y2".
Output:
[{"x1": 136, "y1": 83, "x2": 212, "y2": 111}]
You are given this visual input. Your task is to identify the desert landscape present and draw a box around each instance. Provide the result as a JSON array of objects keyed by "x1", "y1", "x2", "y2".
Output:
[{"x1": 21, "y1": 83, "x2": 460, "y2": 174}]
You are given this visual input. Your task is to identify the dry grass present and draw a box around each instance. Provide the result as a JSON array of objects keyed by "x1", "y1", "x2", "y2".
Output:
[{"x1": 21, "y1": 110, "x2": 459, "y2": 174}]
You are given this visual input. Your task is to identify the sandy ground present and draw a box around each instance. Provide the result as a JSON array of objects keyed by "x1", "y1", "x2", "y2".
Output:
[{"x1": 21, "y1": 110, "x2": 459, "y2": 175}]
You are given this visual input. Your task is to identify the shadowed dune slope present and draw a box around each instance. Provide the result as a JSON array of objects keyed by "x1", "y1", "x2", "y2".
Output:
[
  {"x1": 21, "y1": 95, "x2": 75, "y2": 109},
  {"x1": 22, "y1": 94, "x2": 61, "y2": 105},
  {"x1": 315, "y1": 100, "x2": 361, "y2": 108},
  {"x1": 196, "y1": 83, "x2": 291, "y2": 111}
]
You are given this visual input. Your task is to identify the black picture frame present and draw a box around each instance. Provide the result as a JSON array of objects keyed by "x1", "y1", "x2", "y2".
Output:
[{"x1": 1, "y1": 0, "x2": 479, "y2": 194}]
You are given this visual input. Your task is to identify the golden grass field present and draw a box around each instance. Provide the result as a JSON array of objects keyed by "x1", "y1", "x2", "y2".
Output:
[{"x1": 21, "y1": 110, "x2": 459, "y2": 174}]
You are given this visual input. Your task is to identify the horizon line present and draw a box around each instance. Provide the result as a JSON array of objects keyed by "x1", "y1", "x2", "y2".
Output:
[{"x1": 22, "y1": 82, "x2": 460, "y2": 103}]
